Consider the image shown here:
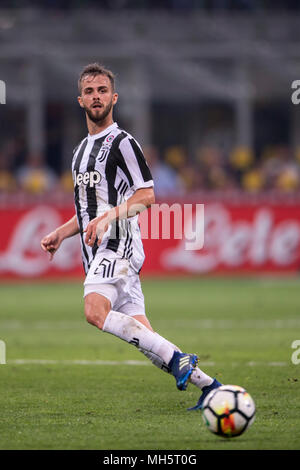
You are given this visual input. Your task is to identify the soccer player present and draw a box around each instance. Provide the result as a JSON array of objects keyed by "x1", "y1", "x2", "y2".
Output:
[{"x1": 40, "y1": 63, "x2": 221, "y2": 409}]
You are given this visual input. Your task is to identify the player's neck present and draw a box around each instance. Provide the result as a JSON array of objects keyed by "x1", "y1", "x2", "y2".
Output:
[{"x1": 87, "y1": 115, "x2": 114, "y2": 136}]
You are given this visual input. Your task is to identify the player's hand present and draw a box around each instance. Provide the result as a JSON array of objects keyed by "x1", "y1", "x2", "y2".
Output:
[
  {"x1": 84, "y1": 213, "x2": 111, "y2": 247},
  {"x1": 40, "y1": 230, "x2": 62, "y2": 261}
]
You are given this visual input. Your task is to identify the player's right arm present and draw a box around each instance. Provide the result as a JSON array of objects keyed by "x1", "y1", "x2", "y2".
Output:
[{"x1": 40, "y1": 214, "x2": 79, "y2": 261}]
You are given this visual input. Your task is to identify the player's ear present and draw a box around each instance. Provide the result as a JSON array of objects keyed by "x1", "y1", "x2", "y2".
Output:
[
  {"x1": 113, "y1": 93, "x2": 118, "y2": 105},
  {"x1": 78, "y1": 95, "x2": 84, "y2": 108}
]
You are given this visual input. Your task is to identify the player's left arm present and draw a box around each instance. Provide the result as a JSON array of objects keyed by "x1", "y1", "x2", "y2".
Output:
[{"x1": 84, "y1": 187, "x2": 155, "y2": 247}]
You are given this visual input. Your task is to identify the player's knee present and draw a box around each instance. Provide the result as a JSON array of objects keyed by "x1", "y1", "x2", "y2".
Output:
[
  {"x1": 84, "y1": 294, "x2": 111, "y2": 330},
  {"x1": 84, "y1": 304, "x2": 107, "y2": 329}
]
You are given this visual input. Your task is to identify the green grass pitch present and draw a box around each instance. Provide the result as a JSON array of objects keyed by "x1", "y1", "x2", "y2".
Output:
[{"x1": 0, "y1": 277, "x2": 299, "y2": 450}]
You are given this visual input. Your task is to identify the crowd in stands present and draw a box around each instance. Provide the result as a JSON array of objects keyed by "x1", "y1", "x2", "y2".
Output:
[
  {"x1": 145, "y1": 144, "x2": 300, "y2": 196},
  {"x1": 1, "y1": 140, "x2": 300, "y2": 198}
]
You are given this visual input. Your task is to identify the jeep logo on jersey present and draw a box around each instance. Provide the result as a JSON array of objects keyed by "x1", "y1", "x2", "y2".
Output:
[{"x1": 73, "y1": 170, "x2": 101, "y2": 187}]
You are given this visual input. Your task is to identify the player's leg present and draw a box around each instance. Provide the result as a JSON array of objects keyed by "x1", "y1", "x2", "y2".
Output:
[
  {"x1": 122, "y1": 300, "x2": 216, "y2": 392},
  {"x1": 132, "y1": 314, "x2": 217, "y2": 390},
  {"x1": 84, "y1": 292, "x2": 197, "y2": 391},
  {"x1": 85, "y1": 291, "x2": 176, "y2": 364},
  {"x1": 124, "y1": 273, "x2": 217, "y2": 392},
  {"x1": 132, "y1": 314, "x2": 154, "y2": 331},
  {"x1": 84, "y1": 292, "x2": 220, "y2": 400},
  {"x1": 85, "y1": 294, "x2": 174, "y2": 365},
  {"x1": 137, "y1": 331, "x2": 214, "y2": 387},
  {"x1": 84, "y1": 253, "x2": 197, "y2": 391},
  {"x1": 135, "y1": 327, "x2": 222, "y2": 410},
  {"x1": 84, "y1": 292, "x2": 111, "y2": 328}
]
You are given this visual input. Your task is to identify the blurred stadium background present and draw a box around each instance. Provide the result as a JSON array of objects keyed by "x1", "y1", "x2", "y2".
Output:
[{"x1": 1, "y1": 1, "x2": 300, "y2": 279}]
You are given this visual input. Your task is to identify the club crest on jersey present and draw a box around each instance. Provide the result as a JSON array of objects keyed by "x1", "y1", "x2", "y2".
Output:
[
  {"x1": 97, "y1": 134, "x2": 115, "y2": 162},
  {"x1": 73, "y1": 170, "x2": 101, "y2": 188}
]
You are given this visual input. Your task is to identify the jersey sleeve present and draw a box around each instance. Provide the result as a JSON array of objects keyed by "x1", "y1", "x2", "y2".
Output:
[{"x1": 118, "y1": 136, "x2": 154, "y2": 191}]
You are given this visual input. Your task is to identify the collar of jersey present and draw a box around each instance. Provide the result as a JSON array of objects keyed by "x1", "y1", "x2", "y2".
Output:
[{"x1": 87, "y1": 122, "x2": 118, "y2": 140}]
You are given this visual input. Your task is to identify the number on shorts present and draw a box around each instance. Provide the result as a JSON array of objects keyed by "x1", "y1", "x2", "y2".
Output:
[{"x1": 94, "y1": 258, "x2": 116, "y2": 278}]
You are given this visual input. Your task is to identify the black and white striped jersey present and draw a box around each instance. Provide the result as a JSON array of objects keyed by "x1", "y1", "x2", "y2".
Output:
[{"x1": 72, "y1": 122, "x2": 154, "y2": 275}]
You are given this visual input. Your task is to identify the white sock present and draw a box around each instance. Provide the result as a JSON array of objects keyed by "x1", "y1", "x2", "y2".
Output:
[
  {"x1": 191, "y1": 369, "x2": 213, "y2": 389},
  {"x1": 139, "y1": 333, "x2": 214, "y2": 389},
  {"x1": 139, "y1": 333, "x2": 180, "y2": 372},
  {"x1": 102, "y1": 310, "x2": 175, "y2": 365}
]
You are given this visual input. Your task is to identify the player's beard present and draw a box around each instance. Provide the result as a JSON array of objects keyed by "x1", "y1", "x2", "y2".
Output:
[{"x1": 85, "y1": 99, "x2": 114, "y2": 124}]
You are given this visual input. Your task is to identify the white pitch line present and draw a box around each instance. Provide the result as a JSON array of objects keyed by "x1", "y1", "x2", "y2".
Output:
[
  {"x1": 247, "y1": 361, "x2": 288, "y2": 367},
  {"x1": 8, "y1": 359, "x2": 151, "y2": 366},
  {"x1": 6, "y1": 359, "x2": 290, "y2": 367},
  {"x1": 172, "y1": 319, "x2": 300, "y2": 329},
  {"x1": 1, "y1": 319, "x2": 300, "y2": 330}
]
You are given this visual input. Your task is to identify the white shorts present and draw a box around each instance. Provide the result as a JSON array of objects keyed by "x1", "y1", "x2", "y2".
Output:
[{"x1": 83, "y1": 249, "x2": 145, "y2": 317}]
